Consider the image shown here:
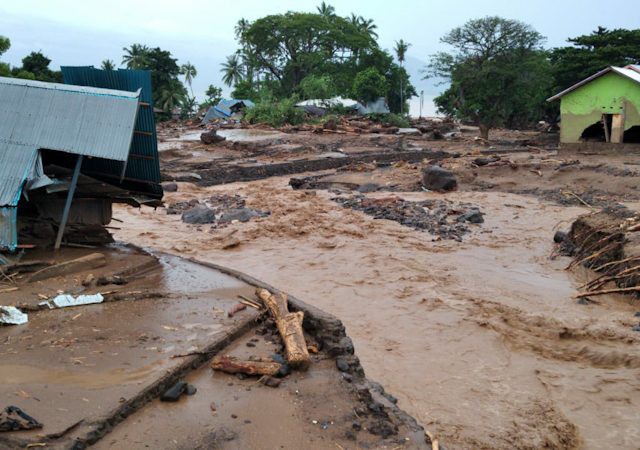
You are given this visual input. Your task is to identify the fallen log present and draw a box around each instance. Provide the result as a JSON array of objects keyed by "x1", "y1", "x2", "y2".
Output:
[
  {"x1": 211, "y1": 355, "x2": 281, "y2": 376},
  {"x1": 256, "y1": 288, "x2": 310, "y2": 370},
  {"x1": 574, "y1": 285, "x2": 640, "y2": 298},
  {"x1": 29, "y1": 253, "x2": 106, "y2": 282}
]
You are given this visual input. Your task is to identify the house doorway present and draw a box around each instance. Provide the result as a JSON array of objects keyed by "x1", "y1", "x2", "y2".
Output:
[{"x1": 580, "y1": 113, "x2": 625, "y2": 143}]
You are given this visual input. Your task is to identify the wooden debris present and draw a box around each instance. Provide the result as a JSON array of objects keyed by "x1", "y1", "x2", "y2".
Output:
[
  {"x1": 575, "y1": 286, "x2": 640, "y2": 298},
  {"x1": 211, "y1": 355, "x2": 281, "y2": 376},
  {"x1": 29, "y1": 253, "x2": 107, "y2": 282},
  {"x1": 256, "y1": 288, "x2": 310, "y2": 369},
  {"x1": 227, "y1": 303, "x2": 247, "y2": 317}
]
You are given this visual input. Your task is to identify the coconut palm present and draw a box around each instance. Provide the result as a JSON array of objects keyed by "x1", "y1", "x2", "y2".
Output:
[
  {"x1": 317, "y1": 2, "x2": 335, "y2": 18},
  {"x1": 180, "y1": 62, "x2": 197, "y2": 97},
  {"x1": 394, "y1": 39, "x2": 411, "y2": 114},
  {"x1": 235, "y1": 18, "x2": 250, "y2": 41},
  {"x1": 359, "y1": 18, "x2": 378, "y2": 39},
  {"x1": 101, "y1": 59, "x2": 115, "y2": 70},
  {"x1": 121, "y1": 44, "x2": 149, "y2": 69},
  {"x1": 158, "y1": 79, "x2": 187, "y2": 112},
  {"x1": 220, "y1": 54, "x2": 244, "y2": 87}
]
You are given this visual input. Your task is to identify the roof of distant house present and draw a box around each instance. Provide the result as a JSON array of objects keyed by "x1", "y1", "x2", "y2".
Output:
[{"x1": 547, "y1": 65, "x2": 640, "y2": 101}]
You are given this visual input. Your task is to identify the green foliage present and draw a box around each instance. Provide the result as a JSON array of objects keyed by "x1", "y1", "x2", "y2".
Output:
[
  {"x1": 14, "y1": 70, "x2": 35, "y2": 80},
  {"x1": 352, "y1": 68, "x2": 386, "y2": 103},
  {"x1": 19, "y1": 51, "x2": 61, "y2": 82},
  {"x1": 367, "y1": 113, "x2": 410, "y2": 128},
  {"x1": 121, "y1": 44, "x2": 186, "y2": 113},
  {"x1": 428, "y1": 16, "x2": 548, "y2": 138},
  {"x1": 243, "y1": 96, "x2": 305, "y2": 127},
  {"x1": 299, "y1": 74, "x2": 336, "y2": 100},
  {"x1": 0, "y1": 36, "x2": 10, "y2": 56},
  {"x1": 101, "y1": 59, "x2": 115, "y2": 70},
  {"x1": 221, "y1": 54, "x2": 243, "y2": 87},
  {"x1": 550, "y1": 27, "x2": 640, "y2": 91},
  {"x1": 206, "y1": 85, "x2": 223, "y2": 103},
  {"x1": 0, "y1": 62, "x2": 10, "y2": 77}
]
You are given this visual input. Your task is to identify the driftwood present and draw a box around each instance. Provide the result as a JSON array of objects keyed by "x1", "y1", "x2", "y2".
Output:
[
  {"x1": 256, "y1": 288, "x2": 310, "y2": 370},
  {"x1": 211, "y1": 355, "x2": 281, "y2": 376},
  {"x1": 574, "y1": 285, "x2": 640, "y2": 298}
]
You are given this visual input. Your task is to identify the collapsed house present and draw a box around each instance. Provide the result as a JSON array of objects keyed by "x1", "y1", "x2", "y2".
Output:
[
  {"x1": 0, "y1": 68, "x2": 162, "y2": 252},
  {"x1": 295, "y1": 96, "x2": 390, "y2": 116},
  {"x1": 202, "y1": 98, "x2": 255, "y2": 123},
  {"x1": 548, "y1": 65, "x2": 640, "y2": 147}
]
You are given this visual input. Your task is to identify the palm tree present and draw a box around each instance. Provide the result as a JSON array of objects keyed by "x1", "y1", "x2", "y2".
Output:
[
  {"x1": 101, "y1": 59, "x2": 115, "y2": 71},
  {"x1": 159, "y1": 79, "x2": 187, "y2": 113},
  {"x1": 359, "y1": 18, "x2": 378, "y2": 39},
  {"x1": 235, "y1": 18, "x2": 250, "y2": 41},
  {"x1": 121, "y1": 44, "x2": 149, "y2": 69},
  {"x1": 317, "y1": 1, "x2": 335, "y2": 18},
  {"x1": 220, "y1": 54, "x2": 244, "y2": 87},
  {"x1": 180, "y1": 62, "x2": 197, "y2": 97},
  {"x1": 394, "y1": 39, "x2": 411, "y2": 114}
]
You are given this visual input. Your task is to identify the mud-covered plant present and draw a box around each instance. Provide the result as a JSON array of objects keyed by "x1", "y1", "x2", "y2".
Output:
[{"x1": 244, "y1": 96, "x2": 305, "y2": 127}]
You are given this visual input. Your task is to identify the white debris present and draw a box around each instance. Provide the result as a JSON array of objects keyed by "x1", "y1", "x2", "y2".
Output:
[
  {"x1": 40, "y1": 293, "x2": 104, "y2": 309},
  {"x1": 0, "y1": 306, "x2": 28, "y2": 325}
]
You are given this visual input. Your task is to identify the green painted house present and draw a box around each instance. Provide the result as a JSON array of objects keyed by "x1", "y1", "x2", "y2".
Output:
[{"x1": 548, "y1": 65, "x2": 640, "y2": 144}]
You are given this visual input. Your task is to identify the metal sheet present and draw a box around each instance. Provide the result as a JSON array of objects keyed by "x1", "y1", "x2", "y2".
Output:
[
  {"x1": 0, "y1": 142, "x2": 39, "y2": 206},
  {"x1": 0, "y1": 207, "x2": 18, "y2": 251},
  {"x1": 0, "y1": 76, "x2": 139, "y2": 161}
]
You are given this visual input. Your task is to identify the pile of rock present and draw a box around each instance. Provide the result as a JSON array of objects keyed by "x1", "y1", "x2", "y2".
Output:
[
  {"x1": 333, "y1": 195, "x2": 483, "y2": 241},
  {"x1": 167, "y1": 194, "x2": 270, "y2": 226}
]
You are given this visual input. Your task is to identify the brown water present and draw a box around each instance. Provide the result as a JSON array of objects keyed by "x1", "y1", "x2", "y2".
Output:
[{"x1": 114, "y1": 178, "x2": 640, "y2": 449}]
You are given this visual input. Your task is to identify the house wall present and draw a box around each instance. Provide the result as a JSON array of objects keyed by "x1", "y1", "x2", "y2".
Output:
[{"x1": 559, "y1": 72, "x2": 640, "y2": 143}]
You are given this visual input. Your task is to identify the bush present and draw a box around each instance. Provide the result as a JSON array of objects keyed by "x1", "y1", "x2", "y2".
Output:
[
  {"x1": 352, "y1": 68, "x2": 387, "y2": 104},
  {"x1": 244, "y1": 96, "x2": 305, "y2": 127},
  {"x1": 368, "y1": 113, "x2": 410, "y2": 128},
  {"x1": 299, "y1": 74, "x2": 336, "y2": 100}
]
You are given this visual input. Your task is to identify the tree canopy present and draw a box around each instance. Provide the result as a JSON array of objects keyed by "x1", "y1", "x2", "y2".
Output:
[{"x1": 429, "y1": 16, "x2": 550, "y2": 138}]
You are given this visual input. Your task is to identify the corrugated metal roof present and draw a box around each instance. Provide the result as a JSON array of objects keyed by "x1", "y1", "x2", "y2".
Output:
[
  {"x1": 61, "y1": 67, "x2": 162, "y2": 198},
  {"x1": 0, "y1": 142, "x2": 38, "y2": 206},
  {"x1": 0, "y1": 76, "x2": 140, "y2": 161},
  {"x1": 547, "y1": 66, "x2": 640, "y2": 101}
]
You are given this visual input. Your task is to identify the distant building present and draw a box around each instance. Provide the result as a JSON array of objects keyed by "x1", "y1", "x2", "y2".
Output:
[{"x1": 548, "y1": 65, "x2": 640, "y2": 145}]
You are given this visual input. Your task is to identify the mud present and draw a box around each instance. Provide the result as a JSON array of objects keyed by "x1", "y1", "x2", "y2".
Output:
[{"x1": 113, "y1": 161, "x2": 640, "y2": 449}]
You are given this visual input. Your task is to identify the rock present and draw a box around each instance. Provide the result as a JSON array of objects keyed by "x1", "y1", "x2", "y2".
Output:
[
  {"x1": 357, "y1": 183, "x2": 379, "y2": 193},
  {"x1": 473, "y1": 156, "x2": 500, "y2": 166},
  {"x1": 457, "y1": 209, "x2": 484, "y2": 224},
  {"x1": 82, "y1": 274, "x2": 96, "y2": 287},
  {"x1": 219, "y1": 208, "x2": 261, "y2": 223},
  {"x1": 554, "y1": 231, "x2": 568, "y2": 243},
  {"x1": 632, "y1": 325, "x2": 640, "y2": 332},
  {"x1": 421, "y1": 165, "x2": 457, "y2": 192},
  {"x1": 162, "y1": 182, "x2": 178, "y2": 192},
  {"x1": 200, "y1": 130, "x2": 226, "y2": 145},
  {"x1": 336, "y1": 357, "x2": 350, "y2": 372},
  {"x1": 259, "y1": 376, "x2": 282, "y2": 388},
  {"x1": 182, "y1": 206, "x2": 216, "y2": 224}
]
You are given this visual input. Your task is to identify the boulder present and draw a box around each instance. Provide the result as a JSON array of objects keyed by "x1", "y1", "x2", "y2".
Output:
[
  {"x1": 457, "y1": 209, "x2": 484, "y2": 224},
  {"x1": 421, "y1": 165, "x2": 457, "y2": 192},
  {"x1": 161, "y1": 182, "x2": 178, "y2": 192},
  {"x1": 182, "y1": 206, "x2": 216, "y2": 224},
  {"x1": 473, "y1": 156, "x2": 500, "y2": 166},
  {"x1": 200, "y1": 130, "x2": 226, "y2": 145}
]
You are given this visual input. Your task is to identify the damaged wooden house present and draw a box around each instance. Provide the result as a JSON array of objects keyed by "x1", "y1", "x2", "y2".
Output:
[
  {"x1": 0, "y1": 68, "x2": 162, "y2": 252},
  {"x1": 548, "y1": 64, "x2": 640, "y2": 148}
]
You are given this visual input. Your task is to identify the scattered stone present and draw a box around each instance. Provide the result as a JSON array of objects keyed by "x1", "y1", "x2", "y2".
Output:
[
  {"x1": 201, "y1": 129, "x2": 226, "y2": 145},
  {"x1": 634, "y1": 312, "x2": 640, "y2": 318},
  {"x1": 259, "y1": 376, "x2": 282, "y2": 388},
  {"x1": 357, "y1": 183, "x2": 380, "y2": 193},
  {"x1": 421, "y1": 165, "x2": 457, "y2": 192},
  {"x1": 333, "y1": 195, "x2": 481, "y2": 241},
  {"x1": 632, "y1": 325, "x2": 640, "y2": 332},
  {"x1": 456, "y1": 209, "x2": 484, "y2": 224},
  {"x1": 162, "y1": 182, "x2": 178, "y2": 192},
  {"x1": 219, "y1": 208, "x2": 266, "y2": 223},
  {"x1": 554, "y1": 230, "x2": 568, "y2": 243},
  {"x1": 473, "y1": 156, "x2": 500, "y2": 166},
  {"x1": 182, "y1": 206, "x2": 216, "y2": 224},
  {"x1": 336, "y1": 357, "x2": 350, "y2": 372}
]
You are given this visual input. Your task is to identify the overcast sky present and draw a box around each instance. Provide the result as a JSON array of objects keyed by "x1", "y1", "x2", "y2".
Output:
[{"x1": 1, "y1": 0, "x2": 638, "y2": 115}]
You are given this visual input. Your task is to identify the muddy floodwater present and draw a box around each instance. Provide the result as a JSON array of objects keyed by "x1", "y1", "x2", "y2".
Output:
[{"x1": 114, "y1": 174, "x2": 640, "y2": 449}]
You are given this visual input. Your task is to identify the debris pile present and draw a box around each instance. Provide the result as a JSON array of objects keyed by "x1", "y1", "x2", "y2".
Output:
[
  {"x1": 559, "y1": 206, "x2": 640, "y2": 299},
  {"x1": 333, "y1": 195, "x2": 483, "y2": 240}
]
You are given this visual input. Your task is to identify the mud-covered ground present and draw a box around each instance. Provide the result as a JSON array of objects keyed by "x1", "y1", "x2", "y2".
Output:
[{"x1": 114, "y1": 124, "x2": 640, "y2": 449}]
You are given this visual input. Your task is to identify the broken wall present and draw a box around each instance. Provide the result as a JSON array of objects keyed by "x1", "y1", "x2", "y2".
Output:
[{"x1": 559, "y1": 72, "x2": 640, "y2": 143}]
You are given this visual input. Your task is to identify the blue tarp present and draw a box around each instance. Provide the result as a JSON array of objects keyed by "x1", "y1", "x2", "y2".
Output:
[{"x1": 203, "y1": 99, "x2": 255, "y2": 123}]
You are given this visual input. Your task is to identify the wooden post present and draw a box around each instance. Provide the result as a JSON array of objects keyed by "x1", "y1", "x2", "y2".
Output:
[
  {"x1": 602, "y1": 115, "x2": 610, "y2": 143},
  {"x1": 611, "y1": 114, "x2": 624, "y2": 143},
  {"x1": 54, "y1": 155, "x2": 83, "y2": 250}
]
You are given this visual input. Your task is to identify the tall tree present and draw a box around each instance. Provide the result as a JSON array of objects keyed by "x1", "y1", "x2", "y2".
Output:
[
  {"x1": 121, "y1": 44, "x2": 150, "y2": 69},
  {"x1": 550, "y1": 27, "x2": 640, "y2": 91},
  {"x1": 0, "y1": 36, "x2": 10, "y2": 56},
  {"x1": 221, "y1": 54, "x2": 244, "y2": 87},
  {"x1": 428, "y1": 16, "x2": 549, "y2": 139},
  {"x1": 394, "y1": 39, "x2": 411, "y2": 114},
  {"x1": 101, "y1": 59, "x2": 115, "y2": 70},
  {"x1": 316, "y1": 2, "x2": 335, "y2": 18},
  {"x1": 180, "y1": 62, "x2": 197, "y2": 96}
]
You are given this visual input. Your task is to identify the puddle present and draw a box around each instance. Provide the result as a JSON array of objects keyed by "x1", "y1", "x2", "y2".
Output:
[
  {"x1": 217, "y1": 129, "x2": 285, "y2": 142},
  {"x1": 157, "y1": 255, "x2": 246, "y2": 294}
]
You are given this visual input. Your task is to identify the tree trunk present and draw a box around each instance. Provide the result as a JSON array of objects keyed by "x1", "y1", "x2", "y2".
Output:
[
  {"x1": 211, "y1": 355, "x2": 281, "y2": 376},
  {"x1": 479, "y1": 124, "x2": 490, "y2": 140},
  {"x1": 256, "y1": 289, "x2": 310, "y2": 370}
]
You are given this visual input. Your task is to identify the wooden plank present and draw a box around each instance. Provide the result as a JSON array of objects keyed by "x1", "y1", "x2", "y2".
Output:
[
  {"x1": 611, "y1": 114, "x2": 624, "y2": 143},
  {"x1": 602, "y1": 115, "x2": 610, "y2": 143}
]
